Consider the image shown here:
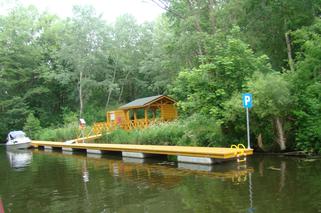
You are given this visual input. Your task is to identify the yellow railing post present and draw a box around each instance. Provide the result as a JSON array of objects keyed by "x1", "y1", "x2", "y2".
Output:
[{"x1": 230, "y1": 144, "x2": 247, "y2": 163}]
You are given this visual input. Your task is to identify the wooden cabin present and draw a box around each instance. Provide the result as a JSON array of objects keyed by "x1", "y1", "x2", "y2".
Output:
[{"x1": 93, "y1": 95, "x2": 177, "y2": 133}]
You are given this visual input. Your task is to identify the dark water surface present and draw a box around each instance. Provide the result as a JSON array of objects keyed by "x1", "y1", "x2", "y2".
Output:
[{"x1": 0, "y1": 147, "x2": 320, "y2": 213}]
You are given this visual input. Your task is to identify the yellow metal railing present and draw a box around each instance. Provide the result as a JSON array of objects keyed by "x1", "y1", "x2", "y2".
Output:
[
  {"x1": 93, "y1": 119, "x2": 161, "y2": 134},
  {"x1": 230, "y1": 144, "x2": 247, "y2": 163}
]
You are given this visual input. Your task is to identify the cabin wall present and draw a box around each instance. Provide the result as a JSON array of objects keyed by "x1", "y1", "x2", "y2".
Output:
[
  {"x1": 107, "y1": 110, "x2": 126, "y2": 124},
  {"x1": 160, "y1": 104, "x2": 177, "y2": 121},
  {"x1": 115, "y1": 110, "x2": 126, "y2": 124}
]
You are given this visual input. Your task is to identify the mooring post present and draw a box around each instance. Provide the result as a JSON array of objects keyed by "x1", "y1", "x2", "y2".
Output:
[
  {"x1": 246, "y1": 107, "x2": 251, "y2": 149},
  {"x1": 242, "y1": 93, "x2": 252, "y2": 149}
]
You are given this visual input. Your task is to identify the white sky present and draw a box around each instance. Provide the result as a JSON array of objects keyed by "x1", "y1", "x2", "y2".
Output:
[{"x1": 0, "y1": 0, "x2": 164, "y2": 23}]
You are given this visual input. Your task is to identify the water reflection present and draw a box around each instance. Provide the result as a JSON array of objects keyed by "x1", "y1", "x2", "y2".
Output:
[
  {"x1": 280, "y1": 161, "x2": 286, "y2": 192},
  {"x1": 248, "y1": 173, "x2": 254, "y2": 213},
  {"x1": 34, "y1": 150, "x2": 254, "y2": 186},
  {"x1": 178, "y1": 162, "x2": 214, "y2": 171},
  {"x1": 1, "y1": 148, "x2": 320, "y2": 213},
  {"x1": 260, "y1": 158, "x2": 287, "y2": 192},
  {"x1": 6, "y1": 149, "x2": 32, "y2": 171},
  {"x1": 82, "y1": 160, "x2": 89, "y2": 183}
]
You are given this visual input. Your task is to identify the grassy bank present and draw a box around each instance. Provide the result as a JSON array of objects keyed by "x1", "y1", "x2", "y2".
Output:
[{"x1": 36, "y1": 114, "x2": 228, "y2": 147}]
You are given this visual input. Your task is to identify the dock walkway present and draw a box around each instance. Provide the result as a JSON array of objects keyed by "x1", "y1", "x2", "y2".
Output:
[{"x1": 31, "y1": 141, "x2": 253, "y2": 164}]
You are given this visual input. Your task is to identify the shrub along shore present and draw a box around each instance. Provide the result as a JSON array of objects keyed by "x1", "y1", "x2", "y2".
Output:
[
  {"x1": 31, "y1": 113, "x2": 303, "y2": 154},
  {"x1": 35, "y1": 114, "x2": 223, "y2": 147}
]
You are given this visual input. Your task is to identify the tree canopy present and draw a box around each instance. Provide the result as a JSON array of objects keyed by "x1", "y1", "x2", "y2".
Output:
[{"x1": 1, "y1": 1, "x2": 321, "y2": 153}]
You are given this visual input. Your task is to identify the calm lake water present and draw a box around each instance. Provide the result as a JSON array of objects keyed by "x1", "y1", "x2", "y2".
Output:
[{"x1": 0, "y1": 147, "x2": 320, "y2": 213}]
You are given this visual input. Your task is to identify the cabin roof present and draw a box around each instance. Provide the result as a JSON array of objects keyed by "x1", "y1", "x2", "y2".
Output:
[{"x1": 119, "y1": 95, "x2": 175, "y2": 110}]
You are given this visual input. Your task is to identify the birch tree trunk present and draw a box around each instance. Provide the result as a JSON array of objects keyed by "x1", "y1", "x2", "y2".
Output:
[
  {"x1": 275, "y1": 117, "x2": 286, "y2": 151},
  {"x1": 208, "y1": 0, "x2": 216, "y2": 34},
  {"x1": 118, "y1": 70, "x2": 131, "y2": 103},
  {"x1": 285, "y1": 32, "x2": 294, "y2": 72},
  {"x1": 257, "y1": 133, "x2": 264, "y2": 151},
  {"x1": 105, "y1": 64, "x2": 117, "y2": 109},
  {"x1": 187, "y1": 0, "x2": 204, "y2": 57},
  {"x1": 79, "y1": 70, "x2": 84, "y2": 118}
]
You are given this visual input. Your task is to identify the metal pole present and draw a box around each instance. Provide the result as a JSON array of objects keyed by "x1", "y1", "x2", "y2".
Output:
[
  {"x1": 82, "y1": 129, "x2": 85, "y2": 143},
  {"x1": 246, "y1": 108, "x2": 251, "y2": 149}
]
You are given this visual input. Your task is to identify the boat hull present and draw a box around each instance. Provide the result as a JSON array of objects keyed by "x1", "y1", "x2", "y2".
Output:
[{"x1": 6, "y1": 142, "x2": 31, "y2": 150}]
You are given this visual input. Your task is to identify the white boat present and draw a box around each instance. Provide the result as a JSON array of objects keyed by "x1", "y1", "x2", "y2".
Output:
[{"x1": 6, "y1": 131, "x2": 31, "y2": 149}]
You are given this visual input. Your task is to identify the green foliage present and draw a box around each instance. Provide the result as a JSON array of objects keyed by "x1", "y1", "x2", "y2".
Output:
[
  {"x1": 293, "y1": 84, "x2": 321, "y2": 154},
  {"x1": 179, "y1": 114, "x2": 225, "y2": 147},
  {"x1": 217, "y1": 0, "x2": 320, "y2": 69},
  {"x1": 1, "y1": 1, "x2": 321, "y2": 153},
  {"x1": 248, "y1": 72, "x2": 292, "y2": 118},
  {"x1": 290, "y1": 19, "x2": 321, "y2": 154},
  {"x1": 249, "y1": 73, "x2": 292, "y2": 150},
  {"x1": 0, "y1": 97, "x2": 30, "y2": 138},
  {"x1": 171, "y1": 30, "x2": 273, "y2": 117},
  {"x1": 23, "y1": 113, "x2": 41, "y2": 139},
  {"x1": 38, "y1": 126, "x2": 79, "y2": 142},
  {"x1": 62, "y1": 109, "x2": 78, "y2": 126}
]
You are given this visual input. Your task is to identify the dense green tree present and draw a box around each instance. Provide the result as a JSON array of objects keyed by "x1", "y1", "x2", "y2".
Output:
[
  {"x1": 290, "y1": 19, "x2": 321, "y2": 153},
  {"x1": 58, "y1": 6, "x2": 113, "y2": 117},
  {"x1": 23, "y1": 113, "x2": 41, "y2": 139},
  {"x1": 171, "y1": 28, "x2": 272, "y2": 117},
  {"x1": 139, "y1": 16, "x2": 180, "y2": 95},
  {"x1": 249, "y1": 73, "x2": 292, "y2": 150},
  {"x1": 0, "y1": 6, "x2": 43, "y2": 137},
  {"x1": 0, "y1": 1, "x2": 321, "y2": 153},
  {"x1": 216, "y1": 0, "x2": 321, "y2": 69},
  {"x1": 111, "y1": 14, "x2": 150, "y2": 103}
]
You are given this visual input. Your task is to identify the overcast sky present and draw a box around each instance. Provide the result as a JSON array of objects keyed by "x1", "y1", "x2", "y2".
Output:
[{"x1": 0, "y1": 0, "x2": 164, "y2": 23}]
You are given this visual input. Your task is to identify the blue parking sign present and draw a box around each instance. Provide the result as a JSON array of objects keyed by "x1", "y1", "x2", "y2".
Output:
[{"x1": 242, "y1": 93, "x2": 253, "y2": 108}]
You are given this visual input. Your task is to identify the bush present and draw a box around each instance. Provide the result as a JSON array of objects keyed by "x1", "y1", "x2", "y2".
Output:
[
  {"x1": 36, "y1": 112, "x2": 225, "y2": 147},
  {"x1": 83, "y1": 105, "x2": 110, "y2": 124},
  {"x1": 23, "y1": 113, "x2": 41, "y2": 139},
  {"x1": 179, "y1": 114, "x2": 224, "y2": 147},
  {"x1": 97, "y1": 114, "x2": 224, "y2": 147},
  {"x1": 62, "y1": 110, "x2": 78, "y2": 127},
  {"x1": 38, "y1": 126, "x2": 80, "y2": 142}
]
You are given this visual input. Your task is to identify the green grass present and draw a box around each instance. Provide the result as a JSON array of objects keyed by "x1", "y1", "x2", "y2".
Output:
[
  {"x1": 37, "y1": 114, "x2": 227, "y2": 147},
  {"x1": 97, "y1": 114, "x2": 226, "y2": 147}
]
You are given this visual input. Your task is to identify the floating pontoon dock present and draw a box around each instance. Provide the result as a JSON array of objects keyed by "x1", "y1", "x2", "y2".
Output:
[{"x1": 31, "y1": 140, "x2": 253, "y2": 165}]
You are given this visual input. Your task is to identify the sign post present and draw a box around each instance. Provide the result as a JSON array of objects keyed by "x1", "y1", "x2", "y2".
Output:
[
  {"x1": 242, "y1": 93, "x2": 252, "y2": 149},
  {"x1": 79, "y1": 118, "x2": 86, "y2": 143}
]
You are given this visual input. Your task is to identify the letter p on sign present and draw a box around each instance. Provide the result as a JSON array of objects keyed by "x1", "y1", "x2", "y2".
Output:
[{"x1": 242, "y1": 93, "x2": 253, "y2": 108}]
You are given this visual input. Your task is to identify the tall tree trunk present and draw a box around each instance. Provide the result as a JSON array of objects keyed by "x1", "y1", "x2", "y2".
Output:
[
  {"x1": 118, "y1": 84, "x2": 124, "y2": 103},
  {"x1": 79, "y1": 71, "x2": 84, "y2": 118},
  {"x1": 105, "y1": 64, "x2": 117, "y2": 109},
  {"x1": 187, "y1": 0, "x2": 204, "y2": 57},
  {"x1": 208, "y1": 0, "x2": 216, "y2": 34},
  {"x1": 285, "y1": 32, "x2": 294, "y2": 72},
  {"x1": 275, "y1": 117, "x2": 286, "y2": 151},
  {"x1": 257, "y1": 133, "x2": 264, "y2": 151},
  {"x1": 118, "y1": 70, "x2": 131, "y2": 103}
]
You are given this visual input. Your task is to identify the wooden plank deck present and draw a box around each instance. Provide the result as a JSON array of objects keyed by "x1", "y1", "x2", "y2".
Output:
[{"x1": 31, "y1": 141, "x2": 253, "y2": 159}]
